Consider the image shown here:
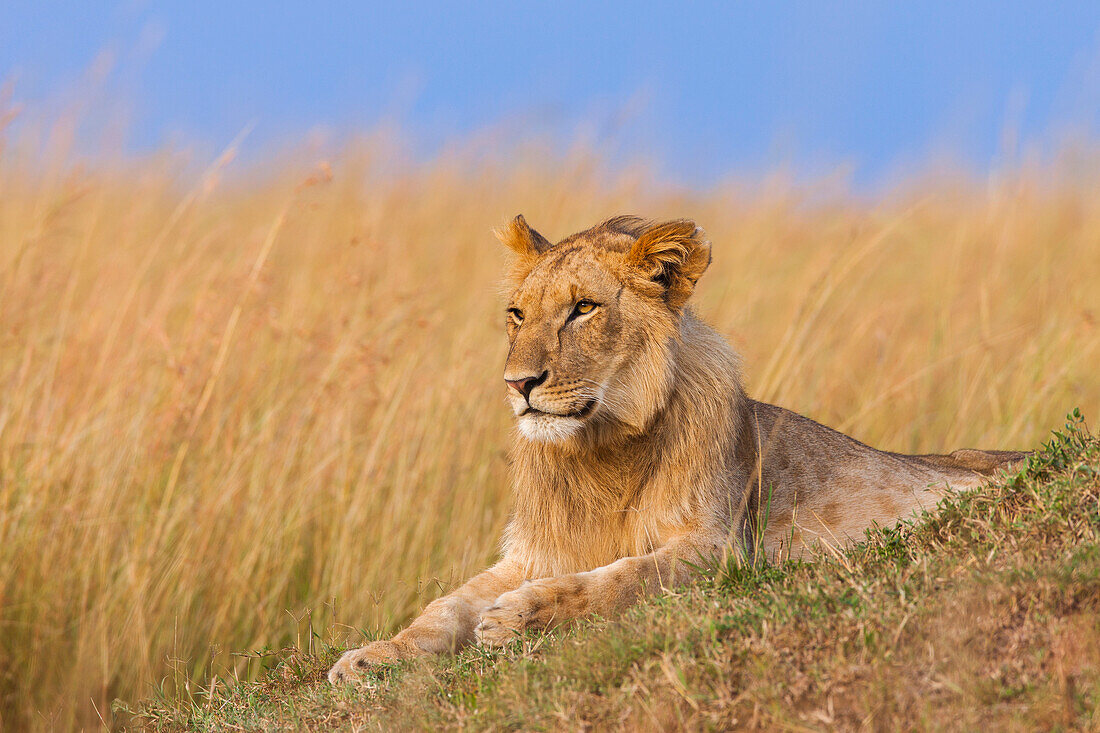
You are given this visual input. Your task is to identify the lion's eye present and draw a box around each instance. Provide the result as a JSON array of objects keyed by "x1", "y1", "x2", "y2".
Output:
[
  {"x1": 507, "y1": 308, "x2": 524, "y2": 326},
  {"x1": 571, "y1": 300, "x2": 597, "y2": 319}
]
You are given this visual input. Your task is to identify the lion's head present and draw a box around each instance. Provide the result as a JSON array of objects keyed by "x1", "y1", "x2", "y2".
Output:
[{"x1": 495, "y1": 215, "x2": 711, "y2": 446}]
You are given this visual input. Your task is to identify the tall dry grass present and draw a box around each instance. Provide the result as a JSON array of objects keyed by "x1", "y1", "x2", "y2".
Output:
[{"x1": 1, "y1": 119, "x2": 1098, "y2": 728}]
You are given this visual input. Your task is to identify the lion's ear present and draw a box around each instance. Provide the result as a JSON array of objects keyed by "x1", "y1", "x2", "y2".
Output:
[
  {"x1": 626, "y1": 220, "x2": 711, "y2": 308},
  {"x1": 493, "y1": 215, "x2": 553, "y2": 259}
]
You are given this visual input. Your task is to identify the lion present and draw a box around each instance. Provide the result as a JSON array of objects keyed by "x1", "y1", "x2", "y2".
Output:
[{"x1": 328, "y1": 215, "x2": 1027, "y2": 682}]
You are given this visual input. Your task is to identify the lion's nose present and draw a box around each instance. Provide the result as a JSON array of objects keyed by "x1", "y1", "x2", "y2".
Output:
[{"x1": 505, "y1": 371, "x2": 548, "y2": 400}]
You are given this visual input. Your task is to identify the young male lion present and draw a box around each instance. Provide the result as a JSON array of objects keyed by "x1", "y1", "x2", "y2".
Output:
[{"x1": 329, "y1": 215, "x2": 1026, "y2": 682}]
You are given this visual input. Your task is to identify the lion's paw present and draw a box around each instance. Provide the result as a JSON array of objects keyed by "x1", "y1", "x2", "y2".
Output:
[
  {"x1": 475, "y1": 583, "x2": 557, "y2": 648},
  {"x1": 327, "y1": 639, "x2": 411, "y2": 684}
]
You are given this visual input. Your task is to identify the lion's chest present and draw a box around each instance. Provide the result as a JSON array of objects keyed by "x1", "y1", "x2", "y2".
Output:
[{"x1": 508, "y1": 462, "x2": 690, "y2": 576}]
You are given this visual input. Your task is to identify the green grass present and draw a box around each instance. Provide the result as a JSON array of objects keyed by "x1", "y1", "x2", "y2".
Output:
[{"x1": 126, "y1": 411, "x2": 1100, "y2": 731}]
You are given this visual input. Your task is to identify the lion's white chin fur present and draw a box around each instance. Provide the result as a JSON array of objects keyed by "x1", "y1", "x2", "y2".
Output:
[{"x1": 516, "y1": 413, "x2": 585, "y2": 443}]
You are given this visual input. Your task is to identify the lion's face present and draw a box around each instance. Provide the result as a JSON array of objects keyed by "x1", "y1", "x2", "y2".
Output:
[
  {"x1": 503, "y1": 246, "x2": 641, "y2": 443},
  {"x1": 497, "y1": 216, "x2": 711, "y2": 445}
]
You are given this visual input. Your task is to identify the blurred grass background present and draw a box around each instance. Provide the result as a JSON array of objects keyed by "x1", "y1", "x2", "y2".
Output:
[{"x1": 1, "y1": 111, "x2": 1098, "y2": 728}]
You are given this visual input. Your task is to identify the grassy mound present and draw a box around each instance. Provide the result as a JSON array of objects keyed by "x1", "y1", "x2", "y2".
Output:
[{"x1": 129, "y1": 411, "x2": 1099, "y2": 731}]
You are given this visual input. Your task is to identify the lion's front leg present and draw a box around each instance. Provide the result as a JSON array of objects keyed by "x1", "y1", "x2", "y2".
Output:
[
  {"x1": 475, "y1": 533, "x2": 721, "y2": 647},
  {"x1": 474, "y1": 575, "x2": 587, "y2": 646},
  {"x1": 329, "y1": 559, "x2": 524, "y2": 683}
]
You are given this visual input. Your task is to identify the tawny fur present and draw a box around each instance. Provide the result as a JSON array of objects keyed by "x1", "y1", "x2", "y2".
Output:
[{"x1": 328, "y1": 215, "x2": 1027, "y2": 682}]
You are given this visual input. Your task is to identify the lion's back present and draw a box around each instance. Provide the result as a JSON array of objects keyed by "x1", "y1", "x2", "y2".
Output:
[{"x1": 739, "y1": 400, "x2": 1024, "y2": 556}]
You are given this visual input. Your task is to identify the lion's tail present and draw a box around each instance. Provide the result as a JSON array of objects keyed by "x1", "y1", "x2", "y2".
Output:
[{"x1": 909, "y1": 449, "x2": 1031, "y2": 476}]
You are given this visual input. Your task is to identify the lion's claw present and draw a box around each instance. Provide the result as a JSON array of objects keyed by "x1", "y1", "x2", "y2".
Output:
[
  {"x1": 475, "y1": 583, "x2": 556, "y2": 647},
  {"x1": 327, "y1": 639, "x2": 410, "y2": 684}
]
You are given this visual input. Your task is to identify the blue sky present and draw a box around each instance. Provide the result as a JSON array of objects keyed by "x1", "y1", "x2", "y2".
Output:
[{"x1": 3, "y1": 2, "x2": 1100, "y2": 187}]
